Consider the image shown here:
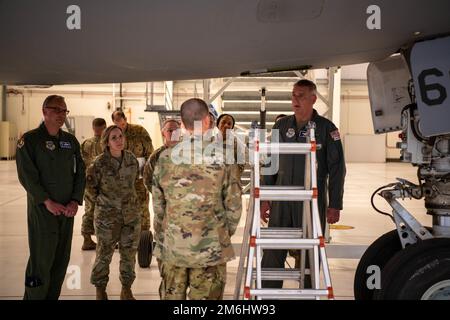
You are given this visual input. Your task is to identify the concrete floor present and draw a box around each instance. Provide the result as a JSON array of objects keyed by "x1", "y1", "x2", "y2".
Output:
[{"x1": 0, "y1": 161, "x2": 430, "y2": 300}]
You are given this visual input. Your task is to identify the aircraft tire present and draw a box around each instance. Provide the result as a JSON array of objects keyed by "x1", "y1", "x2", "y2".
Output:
[
  {"x1": 138, "y1": 230, "x2": 153, "y2": 268},
  {"x1": 354, "y1": 229, "x2": 402, "y2": 300},
  {"x1": 374, "y1": 238, "x2": 450, "y2": 300}
]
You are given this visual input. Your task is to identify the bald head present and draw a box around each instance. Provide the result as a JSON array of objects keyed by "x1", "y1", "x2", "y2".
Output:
[{"x1": 180, "y1": 98, "x2": 209, "y2": 131}]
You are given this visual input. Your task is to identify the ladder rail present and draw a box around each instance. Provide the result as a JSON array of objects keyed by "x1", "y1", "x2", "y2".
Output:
[{"x1": 233, "y1": 183, "x2": 255, "y2": 299}]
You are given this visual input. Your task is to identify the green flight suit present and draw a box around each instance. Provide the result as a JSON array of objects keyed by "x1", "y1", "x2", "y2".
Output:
[
  {"x1": 16, "y1": 123, "x2": 86, "y2": 300},
  {"x1": 261, "y1": 110, "x2": 346, "y2": 288}
]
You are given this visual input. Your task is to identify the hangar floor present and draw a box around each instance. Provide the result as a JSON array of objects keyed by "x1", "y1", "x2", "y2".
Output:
[{"x1": 0, "y1": 161, "x2": 429, "y2": 300}]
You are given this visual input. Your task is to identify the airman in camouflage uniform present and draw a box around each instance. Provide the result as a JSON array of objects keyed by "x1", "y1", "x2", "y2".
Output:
[
  {"x1": 152, "y1": 98, "x2": 242, "y2": 300},
  {"x1": 216, "y1": 113, "x2": 247, "y2": 181},
  {"x1": 143, "y1": 119, "x2": 180, "y2": 194},
  {"x1": 86, "y1": 125, "x2": 141, "y2": 300},
  {"x1": 112, "y1": 111, "x2": 154, "y2": 231},
  {"x1": 81, "y1": 118, "x2": 106, "y2": 250}
]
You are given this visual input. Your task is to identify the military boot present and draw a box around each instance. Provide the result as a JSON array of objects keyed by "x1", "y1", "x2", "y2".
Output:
[
  {"x1": 96, "y1": 286, "x2": 108, "y2": 300},
  {"x1": 82, "y1": 235, "x2": 97, "y2": 251},
  {"x1": 120, "y1": 286, "x2": 136, "y2": 300}
]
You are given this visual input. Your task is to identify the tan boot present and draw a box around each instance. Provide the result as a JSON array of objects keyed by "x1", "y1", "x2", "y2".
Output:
[
  {"x1": 96, "y1": 286, "x2": 108, "y2": 300},
  {"x1": 82, "y1": 235, "x2": 97, "y2": 251},
  {"x1": 120, "y1": 286, "x2": 136, "y2": 300}
]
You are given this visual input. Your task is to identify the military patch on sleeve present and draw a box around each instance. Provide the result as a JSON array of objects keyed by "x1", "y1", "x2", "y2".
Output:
[
  {"x1": 330, "y1": 129, "x2": 341, "y2": 141},
  {"x1": 17, "y1": 137, "x2": 25, "y2": 149}
]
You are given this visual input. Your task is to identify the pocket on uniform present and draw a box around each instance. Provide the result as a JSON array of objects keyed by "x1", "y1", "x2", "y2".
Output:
[{"x1": 205, "y1": 265, "x2": 225, "y2": 300}]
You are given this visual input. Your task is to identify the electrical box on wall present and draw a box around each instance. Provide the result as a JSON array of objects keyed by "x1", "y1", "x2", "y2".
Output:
[{"x1": 0, "y1": 121, "x2": 18, "y2": 159}]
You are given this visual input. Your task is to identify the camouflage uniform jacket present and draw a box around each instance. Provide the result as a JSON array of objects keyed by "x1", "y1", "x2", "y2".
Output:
[
  {"x1": 81, "y1": 136, "x2": 102, "y2": 169},
  {"x1": 143, "y1": 145, "x2": 167, "y2": 193},
  {"x1": 85, "y1": 150, "x2": 140, "y2": 225},
  {"x1": 152, "y1": 136, "x2": 242, "y2": 268},
  {"x1": 124, "y1": 123, "x2": 154, "y2": 160}
]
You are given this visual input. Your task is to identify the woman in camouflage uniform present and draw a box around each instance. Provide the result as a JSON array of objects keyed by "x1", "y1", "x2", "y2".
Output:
[
  {"x1": 86, "y1": 125, "x2": 141, "y2": 300},
  {"x1": 216, "y1": 114, "x2": 246, "y2": 180}
]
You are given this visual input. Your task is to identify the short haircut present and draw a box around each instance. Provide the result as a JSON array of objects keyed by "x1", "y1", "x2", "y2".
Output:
[
  {"x1": 92, "y1": 118, "x2": 106, "y2": 127},
  {"x1": 42, "y1": 95, "x2": 65, "y2": 108},
  {"x1": 100, "y1": 125, "x2": 122, "y2": 152},
  {"x1": 112, "y1": 110, "x2": 126, "y2": 122},
  {"x1": 294, "y1": 79, "x2": 317, "y2": 93},
  {"x1": 216, "y1": 113, "x2": 235, "y2": 129},
  {"x1": 162, "y1": 119, "x2": 180, "y2": 130},
  {"x1": 180, "y1": 98, "x2": 209, "y2": 130}
]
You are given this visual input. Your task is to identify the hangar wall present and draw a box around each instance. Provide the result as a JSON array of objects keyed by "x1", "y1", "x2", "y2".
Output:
[{"x1": 3, "y1": 66, "x2": 401, "y2": 160}]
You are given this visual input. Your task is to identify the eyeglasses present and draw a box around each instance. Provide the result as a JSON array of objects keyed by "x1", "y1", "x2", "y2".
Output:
[{"x1": 45, "y1": 107, "x2": 70, "y2": 115}]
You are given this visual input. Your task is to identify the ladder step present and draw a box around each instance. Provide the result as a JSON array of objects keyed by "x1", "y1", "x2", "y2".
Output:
[
  {"x1": 259, "y1": 186, "x2": 312, "y2": 201},
  {"x1": 260, "y1": 227, "x2": 303, "y2": 239},
  {"x1": 259, "y1": 142, "x2": 313, "y2": 155},
  {"x1": 250, "y1": 288, "x2": 328, "y2": 299},
  {"x1": 256, "y1": 238, "x2": 319, "y2": 249},
  {"x1": 251, "y1": 268, "x2": 310, "y2": 280}
]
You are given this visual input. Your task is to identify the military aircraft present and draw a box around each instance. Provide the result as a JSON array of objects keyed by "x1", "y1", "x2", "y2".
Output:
[
  {"x1": 1, "y1": 0, "x2": 450, "y2": 300},
  {"x1": 0, "y1": 0, "x2": 449, "y2": 85}
]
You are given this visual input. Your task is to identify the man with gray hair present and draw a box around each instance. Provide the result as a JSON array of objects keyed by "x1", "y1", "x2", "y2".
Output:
[
  {"x1": 16, "y1": 95, "x2": 85, "y2": 299},
  {"x1": 143, "y1": 118, "x2": 180, "y2": 193},
  {"x1": 261, "y1": 79, "x2": 346, "y2": 288},
  {"x1": 152, "y1": 98, "x2": 242, "y2": 300}
]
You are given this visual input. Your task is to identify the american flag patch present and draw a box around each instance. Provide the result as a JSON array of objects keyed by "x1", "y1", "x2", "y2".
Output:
[{"x1": 330, "y1": 129, "x2": 340, "y2": 141}]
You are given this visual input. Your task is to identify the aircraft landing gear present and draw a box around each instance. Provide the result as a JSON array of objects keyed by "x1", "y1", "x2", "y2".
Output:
[{"x1": 353, "y1": 229, "x2": 402, "y2": 300}]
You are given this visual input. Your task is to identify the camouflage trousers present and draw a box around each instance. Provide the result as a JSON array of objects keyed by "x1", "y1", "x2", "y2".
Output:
[
  {"x1": 81, "y1": 194, "x2": 95, "y2": 236},
  {"x1": 159, "y1": 263, "x2": 226, "y2": 300},
  {"x1": 136, "y1": 179, "x2": 150, "y2": 231},
  {"x1": 91, "y1": 214, "x2": 140, "y2": 288}
]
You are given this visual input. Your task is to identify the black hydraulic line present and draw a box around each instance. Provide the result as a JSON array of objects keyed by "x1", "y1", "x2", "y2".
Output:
[{"x1": 370, "y1": 184, "x2": 396, "y2": 222}]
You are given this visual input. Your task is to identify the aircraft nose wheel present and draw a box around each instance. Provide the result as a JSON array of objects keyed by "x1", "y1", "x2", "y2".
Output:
[
  {"x1": 374, "y1": 238, "x2": 450, "y2": 300},
  {"x1": 353, "y1": 229, "x2": 402, "y2": 300},
  {"x1": 138, "y1": 230, "x2": 153, "y2": 268},
  {"x1": 421, "y1": 280, "x2": 450, "y2": 300}
]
